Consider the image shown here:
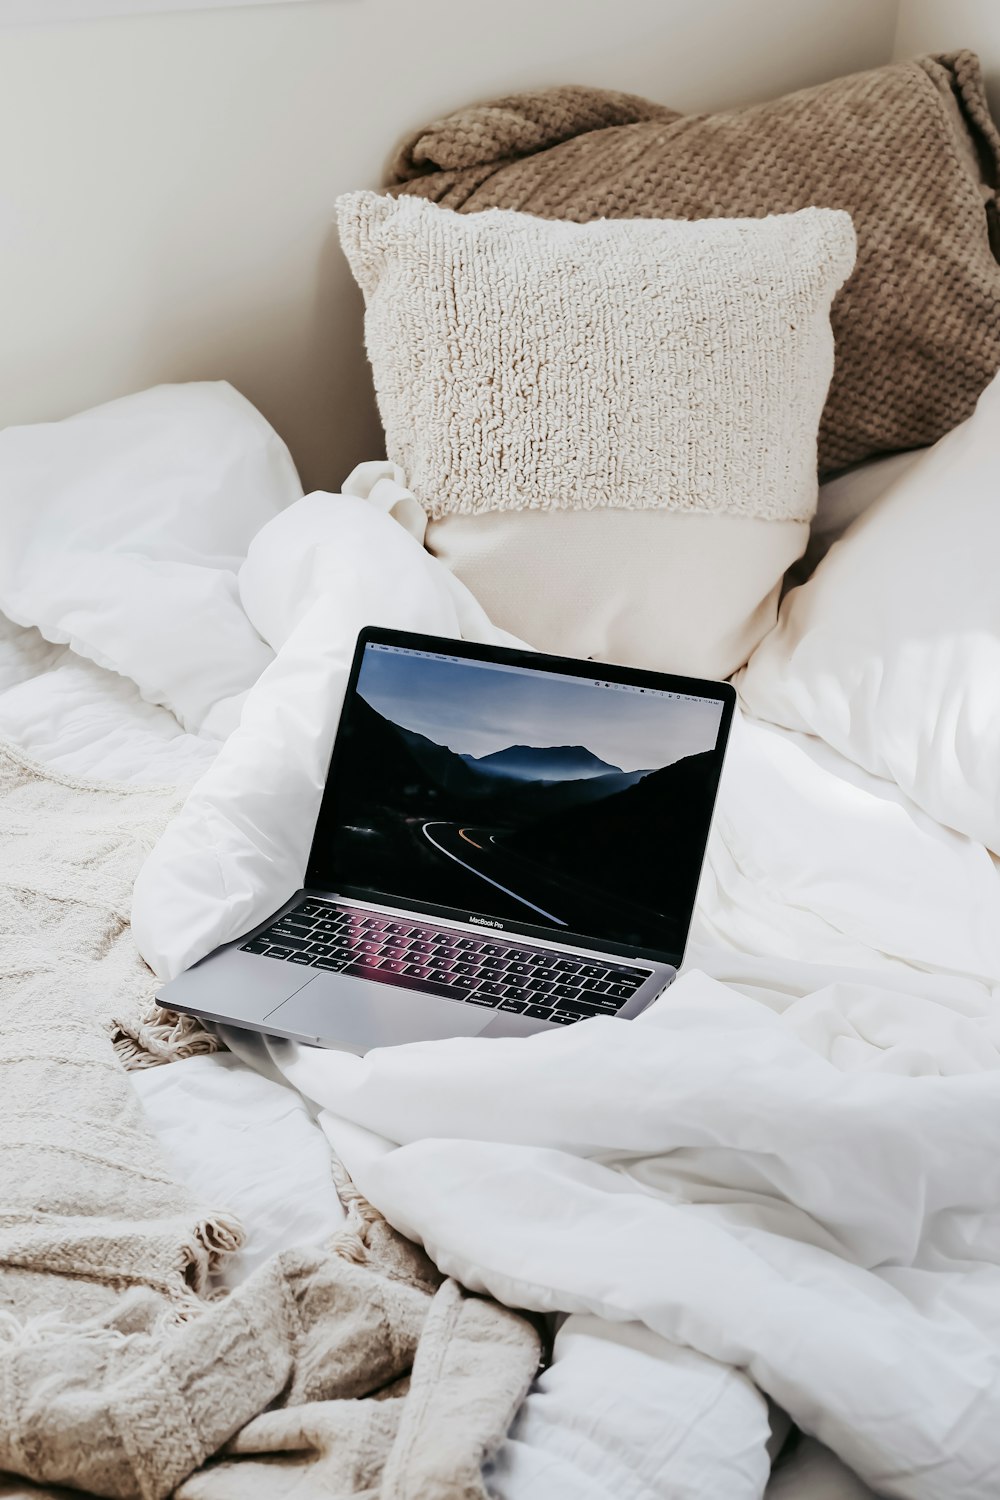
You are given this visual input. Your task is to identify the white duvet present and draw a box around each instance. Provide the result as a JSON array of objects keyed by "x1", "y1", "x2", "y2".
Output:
[{"x1": 4, "y1": 384, "x2": 1000, "y2": 1500}]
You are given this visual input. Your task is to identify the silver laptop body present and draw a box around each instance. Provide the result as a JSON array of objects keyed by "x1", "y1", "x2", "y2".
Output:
[{"x1": 159, "y1": 627, "x2": 735, "y2": 1054}]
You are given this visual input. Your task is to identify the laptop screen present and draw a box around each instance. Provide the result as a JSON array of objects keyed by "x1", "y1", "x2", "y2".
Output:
[{"x1": 309, "y1": 637, "x2": 729, "y2": 964}]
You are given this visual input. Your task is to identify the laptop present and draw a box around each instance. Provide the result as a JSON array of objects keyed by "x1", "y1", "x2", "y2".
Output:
[{"x1": 159, "y1": 627, "x2": 735, "y2": 1052}]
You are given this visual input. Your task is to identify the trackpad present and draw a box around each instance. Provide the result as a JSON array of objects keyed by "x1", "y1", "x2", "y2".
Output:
[{"x1": 264, "y1": 971, "x2": 491, "y2": 1051}]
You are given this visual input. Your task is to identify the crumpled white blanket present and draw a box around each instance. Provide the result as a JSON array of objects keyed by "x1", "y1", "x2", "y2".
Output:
[
  {"x1": 276, "y1": 976, "x2": 1000, "y2": 1499},
  {"x1": 129, "y1": 453, "x2": 1000, "y2": 1498},
  {"x1": 7, "y1": 385, "x2": 1000, "y2": 1499},
  {"x1": 131, "y1": 459, "x2": 527, "y2": 975}
]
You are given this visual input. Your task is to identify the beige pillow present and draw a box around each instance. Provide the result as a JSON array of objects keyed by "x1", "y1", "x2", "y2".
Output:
[
  {"x1": 337, "y1": 191, "x2": 855, "y2": 676},
  {"x1": 390, "y1": 53, "x2": 1000, "y2": 478}
]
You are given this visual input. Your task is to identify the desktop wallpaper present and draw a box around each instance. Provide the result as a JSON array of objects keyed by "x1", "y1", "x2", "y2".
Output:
[{"x1": 316, "y1": 646, "x2": 725, "y2": 956}]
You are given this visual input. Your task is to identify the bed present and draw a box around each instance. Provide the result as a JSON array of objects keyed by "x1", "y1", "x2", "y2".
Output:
[{"x1": 2, "y1": 375, "x2": 999, "y2": 1500}]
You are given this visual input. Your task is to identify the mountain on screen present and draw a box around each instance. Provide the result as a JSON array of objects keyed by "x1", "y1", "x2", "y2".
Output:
[
  {"x1": 462, "y1": 744, "x2": 628, "y2": 782},
  {"x1": 349, "y1": 696, "x2": 649, "y2": 815}
]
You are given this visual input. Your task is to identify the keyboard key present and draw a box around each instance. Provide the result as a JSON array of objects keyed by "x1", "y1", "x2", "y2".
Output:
[
  {"x1": 605, "y1": 984, "x2": 635, "y2": 1001},
  {"x1": 532, "y1": 966, "x2": 558, "y2": 982},
  {"x1": 579, "y1": 965, "x2": 609, "y2": 980},
  {"x1": 465, "y1": 991, "x2": 501, "y2": 1007},
  {"x1": 358, "y1": 940, "x2": 382, "y2": 955},
  {"x1": 455, "y1": 938, "x2": 483, "y2": 951},
  {"x1": 503, "y1": 986, "x2": 535, "y2": 1004},
  {"x1": 314, "y1": 920, "x2": 342, "y2": 935},
  {"x1": 453, "y1": 962, "x2": 480, "y2": 976},
  {"x1": 289, "y1": 952, "x2": 315, "y2": 966},
  {"x1": 506, "y1": 949, "x2": 532, "y2": 963},
  {"x1": 505, "y1": 962, "x2": 532, "y2": 977},
  {"x1": 240, "y1": 938, "x2": 271, "y2": 954},
  {"x1": 299, "y1": 900, "x2": 330, "y2": 917},
  {"x1": 551, "y1": 984, "x2": 583, "y2": 1002},
  {"x1": 524, "y1": 1004, "x2": 557, "y2": 1020},
  {"x1": 479, "y1": 958, "x2": 506, "y2": 971},
  {"x1": 267, "y1": 928, "x2": 311, "y2": 948},
  {"x1": 263, "y1": 944, "x2": 299, "y2": 960},
  {"x1": 480, "y1": 945, "x2": 505, "y2": 957},
  {"x1": 427, "y1": 968, "x2": 456, "y2": 984},
  {"x1": 477, "y1": 981, "x2": 506, "y2": 996},
  {"x1": 580, "y1": 979, "x2": 610, "y2": 994},
  {"x1": 381, "y1": 959, "x2": 410, "y2": 973},
  {"x1": 282, "y1": 914, "x2": 315, "y2": 931},
  {"x1": 450, "y1": 975, "x2": 479, "y2": 990},
  {"x1": 550, "y1": 998, "x2": 604, "y2": 1017},
  {"x1": 404, "y1": 963, "x2": 431, "y2": 978},
  {"x1": 498, "y1": 999, "x2": 529, "y2": 1013},
  {"x1": 313, "y1": 957, "x2": 348, "y2": 971},
  {"x1": 555, "y1": 959, "x2": 582, "y2": 974},
  {"x1": 549, "y1": 1012, "x2": 581, "y2": 1025}
]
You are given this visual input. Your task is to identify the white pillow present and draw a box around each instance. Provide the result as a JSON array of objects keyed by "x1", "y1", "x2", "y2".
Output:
[
  {"x1": 337, "y1": 191, "x2": 856, "y2": 679},
  {"x1": 738, "y1": 370, "x2": 1000, "y2": 854},
  {"x1": 787, "y1": 447, "x2": 924, "y2": 587},
  {"x1": 0, "y1": 382, "x2": 302, "y2": 738}
]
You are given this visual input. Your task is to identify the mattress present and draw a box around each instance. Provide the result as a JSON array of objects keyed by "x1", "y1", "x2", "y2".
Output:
[
  {"x1": 4, "y1": 385, "x2": 998, "y2": 1499},
  {"x1": 9, "y1": 603, "x2": 991, "y2": 1500}
]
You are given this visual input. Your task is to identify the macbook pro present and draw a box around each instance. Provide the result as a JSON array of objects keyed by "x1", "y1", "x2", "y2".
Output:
[{"x1": 159, "y1": 627, "x2": 735, "y2": 1052}]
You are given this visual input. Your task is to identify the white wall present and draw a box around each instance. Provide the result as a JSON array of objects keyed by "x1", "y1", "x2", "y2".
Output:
[
  {"x1": 0, "y1": 0, "x2": 899, "y2": 490},
  {"x1": 894, "y1": 0, "x2": 1000, "y2": 114}
]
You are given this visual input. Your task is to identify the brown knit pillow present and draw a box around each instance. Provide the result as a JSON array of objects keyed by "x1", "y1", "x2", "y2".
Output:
[{"x1": 390, "y1": 55, "x2": 1000, "y2": 475}]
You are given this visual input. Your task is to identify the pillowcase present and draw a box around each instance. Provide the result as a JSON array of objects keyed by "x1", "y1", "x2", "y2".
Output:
[
  {"x1": 337, "y1": 191, "x2": 855, "y2": 678},
  {"x1": 390, "y1": 51, "x2": 1000, "y2": 477},
  {"x1": 737, "y1": 369, "x2": 1000, "y2": 855},
  {"x1": 786, "y1": 448, "x2": 924, "y2": 587},
  {"x1": 0, "y1": 382, "x2": 301, "y2": 737}
]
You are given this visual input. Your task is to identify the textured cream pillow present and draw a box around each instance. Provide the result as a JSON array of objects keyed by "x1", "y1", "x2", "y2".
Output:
[{"x1": 337, "y1": 191, "x2": 855, "y2": 676}]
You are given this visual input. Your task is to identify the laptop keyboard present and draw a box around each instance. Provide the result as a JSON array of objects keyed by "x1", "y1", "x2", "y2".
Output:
[{"x1": 240, "y1": 897, "x2": 651, "y2": 1025}]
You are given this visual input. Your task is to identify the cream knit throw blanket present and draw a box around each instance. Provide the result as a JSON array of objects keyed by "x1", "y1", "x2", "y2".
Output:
[
  {"x1": 0, "y1": 741, "x2": 217, "y2": 1069},
  {"x1": 0, "y1": 743, "x2": 539, "y2": 1497}
]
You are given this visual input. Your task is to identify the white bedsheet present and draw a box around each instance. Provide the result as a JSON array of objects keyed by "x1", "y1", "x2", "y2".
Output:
[
  {"x1": 0, "y1": 614, "x2": 217, "y2": 785},
  {"x1": 130, "y1": 1051, "x2": 347, "y2": 1285},
  {"x1": 5, "y1": 389, "x2": 1000, "y2": 1500}
]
